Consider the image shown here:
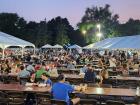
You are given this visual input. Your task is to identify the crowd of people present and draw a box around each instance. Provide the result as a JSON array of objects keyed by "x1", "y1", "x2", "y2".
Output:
[{"x1": 0, "y1": 49, "x2": 140, "y2": 105}]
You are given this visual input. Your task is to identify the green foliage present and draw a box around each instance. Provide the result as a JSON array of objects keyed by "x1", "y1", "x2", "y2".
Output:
[
  {"x1": 118, "y1": 18, "x2": 140, "y2": 36},
  {"x1": 78, "y1": 4, "x2": 119, "y2": 43},
  {"x1": 56, "y1": 24, "x2": 70, "y2": 45},
  {"x1": 0, "y1": 14, "x2": 73, "y2": 47},
  {"x1": 47, "y1": 17, "x2": 71, "y2": 45},
  {"x1": 0, "y1": 13, "x2": 20, "y2": 36}
]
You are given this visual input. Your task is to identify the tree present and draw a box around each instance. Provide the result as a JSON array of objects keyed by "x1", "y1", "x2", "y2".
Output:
[
  {"x1": 70, "y1": 29, "x2": 86, "y2": 46},
  {"x1": 47, "y1": 16, "x2": 70, "y2": 45},
  {"x1": 36, "y1": 20, "x2": 52, "y2": 47},
  {"x1": 0, "y1": 13, "x2": 20, "y2": 36},
  {"x1": 56, "y1": 24, "x2": 70, "y2": 45},
  {"x1": 118, "y1": 18, "x2": 140, "y2": 36},
  {"x1": 24, "y1": 21, "x2": 38, "y2": 45},
  {"x1": 78, "y1": 4, "x2": 120, "y2": 44}
]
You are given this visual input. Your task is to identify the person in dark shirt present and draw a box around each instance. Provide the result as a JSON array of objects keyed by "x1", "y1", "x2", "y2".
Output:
[
  {"x1": 84, "y1": 64, "x2": 96, "y2": 83},
  {"x1": 121, "y1": 51, "x2": 126, "y2": 63},
  {"x1": 26, "y1": 54, "x2": 31, "y2": 62},
  {"x1": 25, "y1": 72, "x2": 36, "y2": 105},
  {"x1": 51, "y1": 74, "x2": 80, "y2": 105}
]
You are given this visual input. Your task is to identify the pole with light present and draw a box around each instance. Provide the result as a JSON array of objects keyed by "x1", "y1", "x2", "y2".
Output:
[
  {"x1": 97, "y1": 24, "x2": 101, "y2": 33},
  {"x1": 82, "y1": 30, "x2": 87, "y2": 43},
  {"x1": 82, "y1": 30, "x2": 87, "y2": 35},
  {"x1": 96, "y1": 24, "x2": 102, "y2": 41}
]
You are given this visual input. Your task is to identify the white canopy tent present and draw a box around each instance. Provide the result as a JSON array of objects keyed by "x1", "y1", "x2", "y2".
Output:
[
  {"x1": 108, "y1": 35, "x2": 140, "y2": 49},
  {"x1": 68, "y1": 44, "x2": 81, "y2": 49},
  {"x1": 68, "y1": 44, "x2": 82, "y2": 54},
  {"x1": 52, "y1": 44, "x2": 63, "y2": 49},
  {"x1": 92, "y1": 35, "x2": 140, "y2": 50},
  {"x1": 42, "y1": 44, "x2": 53, "y2": 48},
  {"x1": 92, "y1": 37, "x2": 122, "y2": 49},
  {"x1": 83, "y1": 43, "x2": 95, "y2": 49},
  {"x1": 0, "y1": 31, "x2": 35, "y2": 58}
]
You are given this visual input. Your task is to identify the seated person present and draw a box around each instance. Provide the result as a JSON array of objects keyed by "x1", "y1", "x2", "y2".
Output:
[
  {"x1": 49, "y1": 65, "x2": 58, "y2": 77},
  {"x1": 27, "y1": 72, "x2": 36, "y2": 83},
  {"x1": 35, "y1": 62, "x2": 49, "y2": 78},
  {"x1": 40, "y1": 73, "x2": 52, "y2": 87},
  {"x1": 18, "y1": 65, "x2": 30, "y2": 85},
  {"x1": 98, "y1": 56, "x2": 104, "y2": 67},
  {"x1": 122, "y1": 63, "x2": 129, "y2": 76},
  {"x1": 100, "y1": 68, "x2": 109, "y2": 84},
  {"x1": 34, "y1": 63, "x2": 41, "y2": 71},
  {"x1": 138, "y1": 65, "x2": 140, "y2": 76},
  {"x1": 25, "y1": 73, "x2": 37, "y2": 105},
  {"x1": 67, "y1": 61, "x2": 75, "y2": 70},
  {"x1": 109, "y1": 56, "x2": 116, "y2": 68},
  {"x1": 18, "y1": 65, "x2": 30, "y2": 78},
  {"x1": 26, "y1": 62, "x2": 35, "y2": 73},
  {"x1": 84, "y1": 64, "x2": 96, "y2": 83},
  {"x1": 80, "y1": 65, "x2": 87, "y2": 74},
  {"x1": 51, "y1": 74, "x2": 80, "y2": 105},
  {"x1": 116, "y1": 61, "x2": 123, "y2": 71},
  {"x1": 132, "y1": 61, "x2": 139, "y2": 70}
]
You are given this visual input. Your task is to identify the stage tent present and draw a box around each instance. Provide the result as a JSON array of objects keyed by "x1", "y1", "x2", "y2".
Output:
[{"x1": 0, "y1": 31, "x2": 35, "y2": 58}]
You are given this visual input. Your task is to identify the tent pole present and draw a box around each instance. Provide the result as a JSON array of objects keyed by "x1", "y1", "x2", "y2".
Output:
[
  {"x1": 2, "y1": 48, "x2": 5, "y2": 59},
  {"x1": 21, "y1": 46, "x2": 24, "y2": 58},
  {"x1": 33, "y1": 46, "x2": 35, "y2": 55}
]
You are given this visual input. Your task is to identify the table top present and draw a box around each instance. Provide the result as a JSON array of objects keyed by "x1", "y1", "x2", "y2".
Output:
[
  {"x1": 57, "y1": 68, "x2": 80, "y2": 71},
  {"x1": 0, "y1": 84, "x2": 138, "y2": 97},
  {"x1": 0, "y1": 73, "x2": 83, "y2": 80},
  {"x1": 0, "y1": 84, "x2": 50, "y2": 92},
  {"x1": 0, "y1": 73, "x2": 18, "y2": 77},
  {"x1": 76, "y1": 87, "x2": 137, "y2": 97},
  {"x1": 65, "y1": 74, "x2": 84, "y2": 79},
  {"x1": 110, "y1": 76, "x2": 140, "y2": 81},
  {"x1": 51, "y1": 74, "x2": 83, "y2": 79}
]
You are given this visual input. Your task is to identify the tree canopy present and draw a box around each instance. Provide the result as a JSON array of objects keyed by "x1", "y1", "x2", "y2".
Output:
[{"x1": 78, "y1": 4, "x2": 120, "y2": 44}]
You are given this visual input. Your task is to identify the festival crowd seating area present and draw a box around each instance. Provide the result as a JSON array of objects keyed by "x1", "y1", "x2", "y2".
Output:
[{"x1": 0, "y1": 48, "x2": 140, "y2": 105}]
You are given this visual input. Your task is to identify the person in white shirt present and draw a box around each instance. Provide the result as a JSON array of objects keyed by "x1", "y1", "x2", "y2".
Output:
[
  {"x1": 49, "y1": 65, "x2": 58, "y2": 77},
  {"x1": 109, "y1": 56, "x2": 116, "y2": 67}
]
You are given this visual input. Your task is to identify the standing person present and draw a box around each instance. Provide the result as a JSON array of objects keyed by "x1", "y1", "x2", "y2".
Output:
[{"x1": 51, "y1": 74, "x2": 80, "y2": 105}]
